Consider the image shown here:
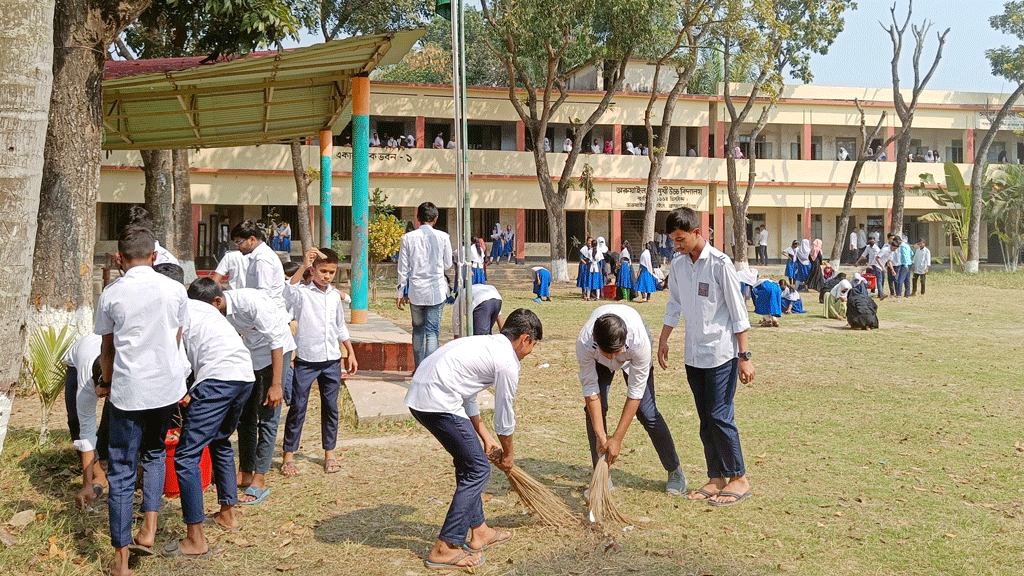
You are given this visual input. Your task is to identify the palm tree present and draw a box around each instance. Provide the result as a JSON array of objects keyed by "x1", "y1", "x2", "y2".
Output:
[
  {"x1": 914, "y1": 162, "x2": 973, "y2": 270},
  {"x1": 985, "y1": 164, "x2": 1024, "y2": 271}
]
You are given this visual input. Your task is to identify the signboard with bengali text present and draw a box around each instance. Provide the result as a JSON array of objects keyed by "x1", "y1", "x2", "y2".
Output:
[{"x1": 610, "y1": 184, "x2": 707, "y2": 210}]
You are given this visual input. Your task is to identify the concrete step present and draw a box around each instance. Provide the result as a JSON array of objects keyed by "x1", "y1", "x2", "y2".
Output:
[{"x1": 345, "y1": 370, "x2": 493, "y2": 426}]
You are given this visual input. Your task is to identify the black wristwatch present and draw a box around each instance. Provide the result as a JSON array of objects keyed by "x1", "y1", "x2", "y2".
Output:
[{"x1": 737, "y1": 351, "x2": 752, "y2": 361}]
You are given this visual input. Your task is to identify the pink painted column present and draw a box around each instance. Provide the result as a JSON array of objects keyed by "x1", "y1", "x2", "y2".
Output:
[
  {"x1": 802, "y1": 122, "x2": 813, "y2": 160},
  {"x1": 886, "y1": 126, "x2": 896, "y2": 162},
  {"x1": 804, "y1": 207, "x2": 812, "y2": 240},
  {"x1": 964, "y1": 128, "x2": 975, "y2": 164},
  {"x1": 714, "y1": 206, "x2": 724, "y2": 251},
  {"x1": 715, "y1": 121, "x2": 725, "y2": 158},
  {"x1": 191, "y1": 204, "x2": 201, "y2": 259},
  {"x1": 515, "y1": 209, "x2": 526, "y2": 263},
  {"x1": 612, "y1": 210, "x2": 622, "y2": 252},
  {"x1": 613, "y1": 124, "x2": 623, "y2": 155},
  {"x1": 516, "y1": 121, "x2": 526, "y2": 151},
  {"x1": 699, "y1": 125, "x2": 709, "y2": 157},
  {"x1": 415, "y1": 116, "x2": 425, "y2": 148},
  {"x1": 700, "y1": 211, "x2": 709, "y2": 236}
]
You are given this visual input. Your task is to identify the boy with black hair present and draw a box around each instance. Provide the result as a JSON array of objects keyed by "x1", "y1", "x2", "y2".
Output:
[
  {"x1": 396, "y1": 201, "x2": 454, "y2": 367},
  {"x1": 187, "y1": 278, "x2": 295, "y2": 504},
  {"x1": 165, "y1": 285, "x2": 256, "y2": 558},
  {"x1": 658, "y1": 206, "x2": 754, "y2": 506},
  {"x1": 125, "y1": 206, "x2": 179, "y2": 266},
  {"x1": 63, "y1": 333, "x2": 110, "y2": 509},
  {"x1": 404, "y1": 308, "x2": 542, "y2": 571},
  {"x1": 231, "y1": 219, "x2": 286, "y2": 314},
  {"x1": 95, "y1": 226, "x2": 188, "y2": 575},
  {"x1": 576, "y1": 304, "x2": 686, "y2": 496},
  {"x1": 282, "y1": 247, "x2": 358, "y2": 475}
]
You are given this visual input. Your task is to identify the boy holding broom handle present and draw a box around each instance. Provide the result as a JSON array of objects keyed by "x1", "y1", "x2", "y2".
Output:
[{"x1": 404, "y1": 309, "x2": 542, "y2": 571}]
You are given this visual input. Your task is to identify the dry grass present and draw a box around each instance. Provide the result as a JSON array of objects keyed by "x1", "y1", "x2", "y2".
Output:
[
  {"x1": 502, "y1": 464, "x2": 578, "y2": 529},
  {"x1": 2, "y1": 268, "x2": 1024, "y2": 575},
  {"x1": 585, "y1": 457, "x2": 632, "y2": 526}
]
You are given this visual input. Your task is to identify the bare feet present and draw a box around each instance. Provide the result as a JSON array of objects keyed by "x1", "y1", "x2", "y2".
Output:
[
  {"x1": 237, "y1": 471, "x2": 253, "y2": 488},
  {"x1": 709, "y1": 476, "x2": 750, "y2": 505}
]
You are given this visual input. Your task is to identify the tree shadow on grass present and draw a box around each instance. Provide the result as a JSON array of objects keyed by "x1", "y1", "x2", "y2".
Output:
[{"x1": 312, "y1": 504, "x2": 434, "y2": 558}]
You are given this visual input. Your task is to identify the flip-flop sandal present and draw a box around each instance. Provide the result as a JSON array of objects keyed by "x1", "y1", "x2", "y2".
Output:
[
  {"x1": 324, "y1": 459, "x2": 342, "y2": 474},
  {"x1": 686, "y1": 488, "x2": 717, "y2": 502},
  {"x1": 708, "y1": 490, "x2": 752, "y2": 507},
  {"x1": 128, "y1": 542, "x2": 155, "y2": 557},
  {"x1": 462, "y1": 530, "x2": 512, "y2": 553},
  {"x1": 204, "y1": 513, "x2": 241, "y2": 532},
  {"x1": 161, "y1": 540, "x2": 213, "y2": 559},
  {"x1": 424, "y1": 551, "x2": 485, "y2": 571},
  {"x1": 281, "y1": 462, "x2": 300, "y2": 477},
  {"x1": 238, "y1": 486, "x2": 271, "y2": 506}
]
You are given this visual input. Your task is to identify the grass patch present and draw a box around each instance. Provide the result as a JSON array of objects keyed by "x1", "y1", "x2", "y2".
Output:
[{"x1": 2, "y1": 271, "x2": 1023, "y2": 575}]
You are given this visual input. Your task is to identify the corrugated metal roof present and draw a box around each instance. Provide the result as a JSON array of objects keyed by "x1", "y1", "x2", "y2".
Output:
[{"x1": 102, "y1": 30, "x2": 423, "y2": 150}]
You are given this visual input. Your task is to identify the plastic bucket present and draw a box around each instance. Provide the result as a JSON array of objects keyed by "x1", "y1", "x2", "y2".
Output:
[{"x1": 163, "y1": 429, "x2": 213, "y2": 497}]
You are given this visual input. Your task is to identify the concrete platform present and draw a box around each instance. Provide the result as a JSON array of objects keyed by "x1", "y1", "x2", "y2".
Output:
[
  {"x1": 346, "y1": 371, "x2": 494, "y2": 426},
  {"x1": 348, "y1": 310, "x2": 414, "y2": 371}
]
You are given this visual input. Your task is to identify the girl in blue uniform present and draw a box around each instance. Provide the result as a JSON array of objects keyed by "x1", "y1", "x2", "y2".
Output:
[
  {"x1": 615, "y1": 240, "x2": 634, "y2": 301},
  {"x1": 634, "y1": 241, "x2": 659, "y2": 302},
  {"x1": 577, "y1": 237, "x2": 593, "y2": 298},
  {"x1": 752, "y1": 276, "x2": 783, "y2": 327},
  {"x1": 470, "y1": 237, "x2": 486, "y2": 284},
  {"x1": 501, "y1": 225, "x2": 515, "y2": 262},
  {"x1": 489, "y1": 224, "x2": 502, "y2": 263},
  {"x1": 779, "y1": 278, "x2": 805, "y2": 313},
  {"x1": 532, "y1": 266, "x2": 551, "y2": 302}
]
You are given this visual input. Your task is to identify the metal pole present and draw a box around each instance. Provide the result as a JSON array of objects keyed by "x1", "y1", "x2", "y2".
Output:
[
  {"x1": 319, "y1": 130, "x2": 332, "y2": 249},
  {"x1": 451, "y1": 0, "x2": 472, "y2": 335},
  {"x1": 351, "y1": 74, "x2": 370, "y2": 324}
]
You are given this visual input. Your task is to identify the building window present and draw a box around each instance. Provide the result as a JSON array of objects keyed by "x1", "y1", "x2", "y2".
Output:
[
  {"x1": 467, "y1": 123, "x2": 503, "y2": 150},
  {"x1": 99, "y1": 202, "x2": 134, "y2": 241},
  {"x1": 811, "y1": 214, "x2": 822, "y2": 240},
  {"x1": 836, "y1": 137, "x2": 857, "y2": 159},
  {"x1": 472, "y1": 208, "x2": 499, "y2": 241},
  {"x1": 945, "y1": 139, "x2": 964, "y2": 163},
  {"x1": 331, "y1": 206, "x2": 352, "y2": 241},
  {"x1": 525, "y1": 209, "x2": 549, "y2": 242},
  {"x1": 746, "y1": 213, "x2": 765, "y2": 242},
  {"x1": 811, "y1": 136, "x2": 822, "y2": 160},
  {"x1": 790, "y1": 141, "x2": 801, "y2": 160}
]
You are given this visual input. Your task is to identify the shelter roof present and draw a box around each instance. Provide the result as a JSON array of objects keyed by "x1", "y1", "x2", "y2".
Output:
[{"x1": 101, "y1": 30, "x2": 423, "y2": 150}]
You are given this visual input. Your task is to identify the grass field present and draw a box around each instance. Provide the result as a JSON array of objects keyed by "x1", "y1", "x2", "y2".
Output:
[{"x1": 1, "y1": 270, "x2": 1023, "y2": 575}]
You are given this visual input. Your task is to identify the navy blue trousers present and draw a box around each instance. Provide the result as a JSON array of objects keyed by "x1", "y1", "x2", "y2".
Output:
[
  {"x1": 685, "y1": 359, "x2": 745, "y2": 479},
  {"x1": 283, "y1": 358, "x2": 342, "y2": 453},
  {"x1": 584, "y1": 362, "x2": 680, "y2": 472},
  {"x1": 175, "y1": 378, "x2": 253, "y2": 525},
  {"x1": 410, "y1": 408, "x2": 489, "y2": 546},
  {"x1": 64, "y1": 367, "x2": 111, "y2": 461}
]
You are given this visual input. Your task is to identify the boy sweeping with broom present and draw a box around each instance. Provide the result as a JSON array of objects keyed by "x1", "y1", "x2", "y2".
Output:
[{"x1": 404, "y1": 308, "x2": 542, "y2": 571}]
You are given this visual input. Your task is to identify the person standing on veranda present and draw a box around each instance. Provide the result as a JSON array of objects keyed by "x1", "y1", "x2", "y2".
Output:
[{"x1": 396, "y1": 202, "x2": 454, "y2": 368}]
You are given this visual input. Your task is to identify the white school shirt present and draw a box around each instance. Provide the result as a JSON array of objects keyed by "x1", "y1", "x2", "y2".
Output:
[
  {"x1": 154, "y1": 241, "x2": 179, "y2": 266},
  {"x1": 469, "y1": 245, "x2": 485, "y2": 269},
  {"x1": 861, "y1": 243, "x2": 880, "y2": 266},
  {"x1": 214, "y1": 250, "x2": 249, "y2": 290},
  {"x1": 245, "y1": 241, "x2": 287, "y2": 314},
  {"x1": 183, "y1": 300, "x2": 255, "y2": 385},
  {"x1": 758, "y1": 229, "x2": 768, "y2": 247},
  {"x1": 849, "y1": 231, "x2": 858, "y2": 249},
  {"x1": 913, "y1": 246, "x2": 931, "y2": 274},
  {"x1": 63, "y1": 334, "x2": 102, "y2": 452},
  {"x1": 781, "y1": 287, "x2": 801, "y2": 302},
  {"x1": 224, "y1": 289, "x2": 296, "y2": 370},
  {"x1": 577, "y1": 304, "x2": 652, "y2": 401},
  {"x1": 452, "y1": 284, "x2": 502, "y2": 338},
  {"x1": 640, "y1": 249, "x2": 653, "y2": 272},
  {"x1": 94, "y1": 266, "x2": 188, "y2": 411},
  {"x1": 285, "y1": 281, "x2": 350, "y2": 362},
  {"x1": 663, "y1": 242, "x2": 751, "y2": 369},
  {"x1": 404, "y1": 334, "x2": 520, "y2": 435},
  {"x1": 857, "y1": 229, "x2": 867, "y2": 248},
  {"x1": 395, "y1": 224, "x2": 454, "y2": 306},
  {"x1": 620, "y1": 247, "x2": 631, "y2": 263}
]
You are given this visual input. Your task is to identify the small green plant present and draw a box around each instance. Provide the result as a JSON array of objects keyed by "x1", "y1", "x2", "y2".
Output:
[
  {"x1": 26, "y1": 325, "x2": 76, "y2": 445},
  {"x1": 331, "y1": 232, "x2": 346, "y2": 258},
  {"x1": 367, "y1": 189, "x2": 406, "y2": 301},
  {"x1": 915, "y1": 162, "x2": 972, "y2": 270}
]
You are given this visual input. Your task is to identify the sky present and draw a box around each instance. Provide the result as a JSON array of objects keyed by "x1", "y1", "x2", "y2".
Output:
[{"x1": 806, "y1": 1, "x2": 1018, "y2": 94}]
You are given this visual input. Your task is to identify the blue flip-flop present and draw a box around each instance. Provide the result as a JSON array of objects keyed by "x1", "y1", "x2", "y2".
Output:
[
  {"x1": 238, "y1": 485, "x2": 270, "y2": 505},
  {"x1": 424, "y1": 551, "x2": 484, "y2": 571},
  {"x1": 707, "y1": 490, "x2": 751, "y2": 507}
]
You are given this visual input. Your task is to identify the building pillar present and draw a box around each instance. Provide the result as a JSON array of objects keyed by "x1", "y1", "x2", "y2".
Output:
[
  {"x1": 350, "y1": 74, "x2": 370, "y2": 324},
  {"x1": 886, "y1": 125, "x2": 896, "y2": 162},
  {"x1": 191, "y1": 204, "x2": 201, "y2": 259},
  {"x1": 515, "y1": 208, "x2": 526, "y2": 262},
  {"x1": 802, "y1": 122, "x2": 812, "y2": 160},
  {"x1": 611, "y1": 210, "x2": 622, "y2": 252},
  {"x1": 516, "y1": 121, "x2": 526, "y2": 152},
  {"x1": 964, "y1": 128, "x2": 975, "y2": 164},
  {"x1": 415, "y1": 116, "x2": 425, "y2": 148},
  {"x1": 716, "y1": 121, "x2": 726, "y2": 158},
  {"x1": 712, "y1": 184, "x2": 724, "y2": 251},
  {"x1": 699, "y1": 125, "x2": 709, "y2": 157},
  {"x1": 804, "y1": 207, "x2": 812, "y2": 241},
  {"x1": 319, "y1": 131, "x2": 332, "y2": 249},
  {"x1": 613, "y1": 124, "x2": 623, "y2": 155},
  {"x1": 700, "y1": 210, "x2": 709, "y2": 237}
]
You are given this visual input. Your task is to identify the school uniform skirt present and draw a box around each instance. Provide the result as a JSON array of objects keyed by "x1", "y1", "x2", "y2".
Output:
[
  {"x1": 533, "y1": 268, "x2": 551, "y2": 298},
  {"x1": 616, "y1": 262, "x2": 634, "y2": 291},
  {"x1": 584, "y1": 267, "x2": 605, "y2": 290},
  {"x1": 634, "y1": 267, "x2": 659, "y2": 294},
  {"x1": 577, "y1": 261, "x2": 588, "y2": 288},
  {"x1": 502, "y1": 239, "x2": 514, "y2": 257},
  {"x1": 490, "y1": 241, "x2": 502, "y2": 260},
  {"x1": 784, "y1": 259, "x2": 797, "y2": 279},
  {"x1": 794, "y1": 262, "x2": 811, "y2": 282},
  {"x1": 472, "y1": 267, "x2": 486, "y2": 284},
  {"x1": 752, "y1": 282, "x2": 783, "y2": 317},
  {"x1": 785, "y1": 298, "x2": 806, "y2": 313}
]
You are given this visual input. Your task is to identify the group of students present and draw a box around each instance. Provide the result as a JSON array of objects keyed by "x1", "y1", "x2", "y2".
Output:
[
  {"x1": 68, "y1": 210, "x2": 357, "y2": 575},
  {"x1": 576, "y1": 237, "x2": 662, "y2": 302},
  {"x1": 488, "y1": 224, "x2": 516, "y2": 263},
  {"x1": 405, "y1": 206, "x2": 755, "y2": 570}
]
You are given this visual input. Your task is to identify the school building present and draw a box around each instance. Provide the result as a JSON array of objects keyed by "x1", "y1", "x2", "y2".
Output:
[{"x1": 97, "y1": 62, "x2": 1024, "y2": 266}]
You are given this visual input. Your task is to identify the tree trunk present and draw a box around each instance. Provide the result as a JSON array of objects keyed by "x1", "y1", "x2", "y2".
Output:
[
  {"x1": 530, "y1": 146, "x2": 569, "y2": 281},
  {"x1": 172, "y1": 149, "x2": 196, "y2": 281},
  {"x1": 0, "y1": 0, "x2": 55, "y2": 458},
  {"x1": 141, "y1": 149, "x2": 173, "y2": 248},
  {"x1": 38, "y1": 405, "x2": 50, "y2": 446},
  {"x1": 30, "y1": 0, "x2": 152, "y2": 336},
  {"x1": 832, "y1": 160, "x2": 869, "y2": 262},
  {"x1": 290, "y1": 140, "x2": 314, "y2": 251},
  {"x1": 890, "y1": 130, "x2": 912, "y2": 237}
]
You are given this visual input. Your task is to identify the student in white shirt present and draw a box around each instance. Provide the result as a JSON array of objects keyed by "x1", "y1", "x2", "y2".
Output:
[
  {"x1": 577, "y1": 305, "x2": 686, "y2": 496},
  {"x1": 912, "y1": 240, "x2": 931, "y2": 296},
  {"x1": 168, "y1": 291, "x2": 256, "y2": 558},
  {"x1": 231, "y1": 220, "x2": 287, "y2": 315},
  {"x1": 94, "y1": 226, "x2": 188, "y2": 573},
  {"x1": 404, "y1": 309, "x2": 542, "y2": 571},
  {"x1": 188, "y1": 279, "x2": 295, "y2": 504},
  {"x1": 283, "y1": 248, "x2": 358, "y2": 475},
  {"x1": 63, "y1": 333, "x2": 109, "y2": 509},
  {"x1": 469, "y1": 237, "x2": 486, "y2": 284},
  {"x1": 848, "y1": 229, "x2": 859, "y2": 265},
  {"x1": 452, "y1": 283, "x2": 504, "y2": 338},
  {"x1": 873, "y1": 241, "x2": 893, "y2": 299},
  {"x1": 211, "y1": 248, "x2": 249, "y2": 289},
  {"x1": 658, "y1": 207, "x2": 753, "y2": 506},
  {"x1": 396, "y1": 202, "x2": 454, "y2": 367}
]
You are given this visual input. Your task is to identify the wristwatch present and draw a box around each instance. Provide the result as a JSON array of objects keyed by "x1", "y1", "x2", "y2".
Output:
[{"x1": 737, "y1": 351, "x2": 752, "y2": 361}]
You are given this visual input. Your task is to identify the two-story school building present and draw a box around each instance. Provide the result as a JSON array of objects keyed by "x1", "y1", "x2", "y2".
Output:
[{"x1": 97, "y1": 65, "x2": 1024, "y2": 266}]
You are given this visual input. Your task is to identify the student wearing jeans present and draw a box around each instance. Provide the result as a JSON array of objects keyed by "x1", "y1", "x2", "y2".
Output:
[
  {"x1": 95, "y1": 226, "x2": 188, "y2": 576},
  {"x1": 396, "y1": 202, "x2": 454, "y2": 367},
  {"x1": 912, "y1": 240, "x2": 931, "y2": 296}
]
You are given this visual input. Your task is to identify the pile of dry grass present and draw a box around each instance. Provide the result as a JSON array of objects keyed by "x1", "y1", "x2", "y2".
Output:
[
  {"x1": 586, "y1": 457, "x2": 632, "y2": 526},
  {"x1": 502, "y1": 464, "x2": 578, "y2": 528}
]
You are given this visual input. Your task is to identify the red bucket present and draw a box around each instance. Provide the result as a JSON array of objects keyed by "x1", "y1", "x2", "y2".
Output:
[{"x1": 163, "y1": 429, "x2": 213, "y2": 497}]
